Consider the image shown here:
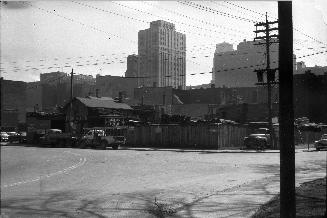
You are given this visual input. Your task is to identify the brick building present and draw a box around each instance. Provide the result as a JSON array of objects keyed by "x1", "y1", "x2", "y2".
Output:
[
  {"x1": 1, "y1": 79, "x2": 27, "y2": 126},
  {"x1": 95, "y1": 74, "x2": 138, "y2": 101}
]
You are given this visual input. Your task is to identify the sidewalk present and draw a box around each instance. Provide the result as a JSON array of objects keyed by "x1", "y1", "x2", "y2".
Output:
[{"x1": 121, "y1": 146, "x2": 308, "y2": 154}]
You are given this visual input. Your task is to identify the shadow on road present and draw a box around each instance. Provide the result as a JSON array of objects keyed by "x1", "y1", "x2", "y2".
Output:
[
  {"x1": 1, "y1": 176, "x2": 278, "y2": 218},
  {"x1": 1, "y1": 191, "x2": 108, "y2": 218}
]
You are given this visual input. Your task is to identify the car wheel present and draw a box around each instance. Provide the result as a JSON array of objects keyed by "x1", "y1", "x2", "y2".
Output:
[
  {"x1": 112, "y1": 144, "x2": 119, "y2": 150},
  {"x1": 316, "y1": 148, "x2": 320, "y2": 151},
  {"x1": 79, "y1": 141, "x2": 87, "y2": 149},
  {"x1": 100, "y1": 141, "x2": 108, "y2": 150}
]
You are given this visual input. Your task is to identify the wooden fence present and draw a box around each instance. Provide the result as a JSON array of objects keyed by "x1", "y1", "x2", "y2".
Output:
[{"x1": 125, "y1": 124, "x2": 248, "y2": 149}]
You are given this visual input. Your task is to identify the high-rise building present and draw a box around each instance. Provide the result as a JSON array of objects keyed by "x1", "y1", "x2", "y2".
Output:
[
  {"x1": 125, "y1": 54, "x2": 139, "y2": 78},
  {"x1": 138, "y1": 20, "x2": 186, "y2": 89},
  {"x1": 212, "y1": 42, "x2": 234, "y2": 83},
  {"x1": 212, "y1": 39, "x2": 296, "y2": 87}
]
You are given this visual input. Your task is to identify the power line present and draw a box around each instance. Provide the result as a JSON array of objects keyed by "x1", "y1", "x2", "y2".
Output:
[
  {"x1": 111, "y1": 1, "x2": 244, "y2": 38},
  {"x1": 222, "y1": 1, "x2": 327, "y2": 46},
  {"x1": 2, "y1": 49, "x2": 326, "y2": 75},
  {"x1": 223, "y1": 1, "x2": 277, "y2": 19},
  {"x1": 141, "y1": 1, "x2": 249, "y2": 34},
  {"x1": 72, "y1": 1, "x2": 250, "y2": 42},
  {"x1": 178, "y1": 1, "x2": 256, "y2": 23}
]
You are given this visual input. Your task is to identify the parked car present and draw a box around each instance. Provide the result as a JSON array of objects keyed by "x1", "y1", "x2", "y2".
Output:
[
  {"x1": 19, "y1": 131, "x2": 27, "y2": 143},
  {"x1": 7, "y1": 132, "x2": 21, "y2": 143},
  {"x1": 244, "y1": 128, "x2": 271, "y2": 150},
  {"x1": 314, "y1": 134, "x2": 327, "y2": 151},
  {"x1": 39, "y1": 129, "x2": 77, "y2": 147},
  {"x1": 1, "y1": 132, "x2": 9, "y2": 142}
]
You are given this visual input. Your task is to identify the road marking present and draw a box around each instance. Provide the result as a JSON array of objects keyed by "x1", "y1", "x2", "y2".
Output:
[{"x1": 2, "y1": 151, "x2": 86, "y2": 189}]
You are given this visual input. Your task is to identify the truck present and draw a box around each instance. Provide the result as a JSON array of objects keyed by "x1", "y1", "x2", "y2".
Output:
[
  {"x1": 244, "y1": 128, "x2": 271, "y2": 150},
  {"x1": 78, "y1": 127, "x2": 126, "y2": 150},
  {"x1": 39, "y1": 129, "x2": 78, "y2": 147}
]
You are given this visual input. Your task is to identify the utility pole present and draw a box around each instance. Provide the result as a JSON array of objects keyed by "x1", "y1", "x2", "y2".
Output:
[
  {"x1": 254, "y1": 13, "x2": 279, "y2": 149},
  {"x1": 279, "y1": 2, "x2": 295, "y2": 217},
  {"x1": 70, "y1": 69, "x2": 74, "y2": 133}
]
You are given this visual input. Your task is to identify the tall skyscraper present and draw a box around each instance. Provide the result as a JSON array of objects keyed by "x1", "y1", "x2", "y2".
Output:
[{"x1": 138, "y1": 20, "x2": 186, "y2": 89}]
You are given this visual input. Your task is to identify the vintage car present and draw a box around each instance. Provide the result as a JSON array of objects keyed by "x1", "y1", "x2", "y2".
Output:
[
  {"x1": 1, "y1": 132, "x2": 9, "y2": 142},
  {"x1": 79, "y1": 127, "x2": 126, "y2": 150},
  {"x1": 244, "y1": 128, "x2": 271, "y2": 150},
  {"x1": 314, "y1": 134, "x2": 327, "y2": 151},
  {"x1": 7, "y1": 132, "x2": 21, "y2": 143}
]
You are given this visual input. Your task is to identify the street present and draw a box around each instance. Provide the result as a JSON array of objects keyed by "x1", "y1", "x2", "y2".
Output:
[{"x1": 1, "y1": 145, "x2": 326, "y2": 218}]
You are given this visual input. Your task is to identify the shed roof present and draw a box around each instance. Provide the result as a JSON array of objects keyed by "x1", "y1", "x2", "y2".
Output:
[{"x1": 75, "y1": 97, "x2": 132, "y2": 110}]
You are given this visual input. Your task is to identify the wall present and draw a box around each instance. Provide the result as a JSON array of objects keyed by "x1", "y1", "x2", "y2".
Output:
[
  {"x1": 1, "y1": 79, "x2": 27, "y2": 125},
  {"x1": 294, "y1": 72, "x2": 327, "y2": 123},
  {"x1": 134, "y1": 86, "x2": 173, "y2": 106},
  {"x1": 26, "y1": 82, "x2": 42, "y2": 112},
  {"x1": 126, "y1": 124, "x2": 248, "y2": 149},
  {"x1": 96, "y1": 75, "x2": 138, "y2": 100}
]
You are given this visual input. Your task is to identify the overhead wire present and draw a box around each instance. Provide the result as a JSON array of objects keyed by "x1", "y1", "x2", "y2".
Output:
[
  {"x1": 222, "y1": 1, "x2": 327, "y2": 46},
  {"x1": 178, "y1": 1, "x2": 257, "y2": 23}
]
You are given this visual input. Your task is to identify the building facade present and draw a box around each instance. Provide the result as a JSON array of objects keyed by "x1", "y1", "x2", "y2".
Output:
[
  {"x1": 138, "y1": 20, "x2": 186, "y2": 89},
  {"x1": 96, "y1": 74, "x2": 138, "y2": 100},
  {"x1": 1, "y1": 79, "x2": 27, "y2": 126},
  {"x1": 41, "y1": 71, "x2": 96, "y2": 112},
  {"x1": 125, "y1": 54, "x2": 139, "y2": 78},
  {"x1": 212, "y1": 39, "x2": 296, "y2": 87}
]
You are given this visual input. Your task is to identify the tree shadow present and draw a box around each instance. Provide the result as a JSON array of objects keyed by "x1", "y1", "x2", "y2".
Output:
[
  {"x1": 0, "y1": 179, "x2": 282, "y2": 218},
  {"x1": 1, "y1": 191, "x2": 108, "y2": 218}
]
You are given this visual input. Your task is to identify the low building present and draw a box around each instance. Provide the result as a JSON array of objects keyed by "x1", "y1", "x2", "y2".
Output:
[{"x1": 64, "y1": 96, "x2": 133, "y2": 133}]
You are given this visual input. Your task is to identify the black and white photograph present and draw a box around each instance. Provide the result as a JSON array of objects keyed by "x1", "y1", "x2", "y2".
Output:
[{"x1": 1, "y1": 0, "x2": 326, "y2": 217}]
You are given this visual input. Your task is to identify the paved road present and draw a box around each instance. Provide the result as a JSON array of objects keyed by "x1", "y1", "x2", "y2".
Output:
[{"x1": 1, "y1": 145, "x2": 326, "y2": 218}]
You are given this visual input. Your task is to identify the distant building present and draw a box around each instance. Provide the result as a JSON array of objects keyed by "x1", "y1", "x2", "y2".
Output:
[
  {"x1": 40, "y1": 71, "x2": 96, "y2": 112},
  {"x1": 1, "y1": 79, "x2": 27, "y2": 126},
  {"x1": 133, "y1": 86, "x2": 278, "y2": 120},
  {"x1": 125, "y1": 54, "x2": 139, "y2": 78},
  {"x1": 26, "y1": 81, "x2": 42, "y2": 112},
  {"x1": 212, "y1": 39, "x2": 296, "y2": 87},
  {"x1": 215, "y1": 42, "x2": 234, "y2": 53},
  {"x1": 40, "y1": 71, "x2": 67, "y2": 84},
  {"x1": 95, "y1": 74, "x2": 138, "y2": 101},
  {"x1": 138, "y1": 20, "x2": 186, "y2": 89},
  {"x1": 296, "y1": 61, "x2": 306, "y2": 71},
  {"x1": 295, "y1": 65, "x2": 327, "y2": 75},
  {"x1": 212, "y1": 42, "x2": 234, "y2": 83},
  {"x1": 294, "y1": 71, "x2": 327, "y2": 123}
]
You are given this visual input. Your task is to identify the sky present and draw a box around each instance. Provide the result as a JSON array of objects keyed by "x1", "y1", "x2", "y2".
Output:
[{"x1": 0, "y1": 0, "x2": 326, "y2": 86}]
